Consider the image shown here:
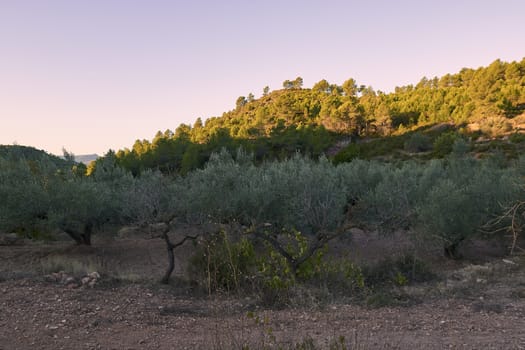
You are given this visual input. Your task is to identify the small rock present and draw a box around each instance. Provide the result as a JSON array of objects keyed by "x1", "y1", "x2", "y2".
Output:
[
  {"x1": 0, "y1": 233, "x2": 23, "y2": 246},
  {"x1": 44, "y1": 275, "x2": 58, "y2": 283},
  {"x1": 66, "y1": 282, "x2": 79, "y2": 289},
  {"x1": 88, "y1": 272, "x2": 100, "y2": 279}
]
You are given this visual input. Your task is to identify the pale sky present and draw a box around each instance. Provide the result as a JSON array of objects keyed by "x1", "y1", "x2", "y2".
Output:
[{"x1": 1, "y1": 0, "x2": 524, "y2": 155}]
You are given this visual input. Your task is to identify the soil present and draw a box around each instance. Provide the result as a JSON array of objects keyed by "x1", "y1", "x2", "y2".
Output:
[{"x1": 2, "y1": 232, "x2": 525, "y2": 349}]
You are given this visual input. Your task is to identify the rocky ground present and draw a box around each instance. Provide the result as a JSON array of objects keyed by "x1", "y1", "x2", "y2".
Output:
[{"x1": 2, "y1": 234, "x2": 525, "y2": 349}]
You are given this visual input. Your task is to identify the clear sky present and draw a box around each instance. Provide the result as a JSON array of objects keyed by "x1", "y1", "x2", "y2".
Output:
[{"x1": 1, "y1": 0, "x2": 524, "y2": 155}]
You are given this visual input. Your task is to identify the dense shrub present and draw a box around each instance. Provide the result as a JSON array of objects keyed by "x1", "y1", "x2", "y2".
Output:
[
  {"x1": 188, "y1": 230, "x2": 257, "y2": 293},
  {"x1": 362, "y1": 254, "x2": 435, "y2": 288},
  {"x1": 333, "y1": 143, "x2": 362, "y2": 163},
  {"x1": 404, "y1": 132, "x2": 433, "y2": 153},
  {"x1": 509, "y1": 132, "x2": 525, "y2": 144},
  {"x1": 432, "y1": 132, "x2": 468, "y2": 157},
  {"x1": 188, "y1": 229, "x2": 365, "y2": 305}
]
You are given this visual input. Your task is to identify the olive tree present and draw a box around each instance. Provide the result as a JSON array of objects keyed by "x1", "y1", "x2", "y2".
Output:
[
  {"x1": 236, "y1": 155, "x2": 352, "y2": 274},
  {"x1": 46, "y1": 176, "x2": 111, "y2": 245},
  {"x1": 177, "y1": 150, "x2": 355, "y2": 276},
  {"x1": 117, "y1": 169, "x2": 192, "y2": 283},
  {"x1": 0, "y1": 156, "x2": 51, "y2": 237},
  {"x1": 360, "y1": 148, "x2": 519, "y2": 258},
  {"x1": 120, "y1": 169, "x2": 175, "y2": 226},
  {"x1": 46, "y1": 153, "x2": 133, "y2": 245},
  {"x1": 359, "y1": 160, "x2": 425, "y2": 232}
]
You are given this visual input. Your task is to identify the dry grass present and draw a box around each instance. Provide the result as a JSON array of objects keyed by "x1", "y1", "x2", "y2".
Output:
[{"x1": 39, "y1": 255, "x2": 102, "y2": 276}]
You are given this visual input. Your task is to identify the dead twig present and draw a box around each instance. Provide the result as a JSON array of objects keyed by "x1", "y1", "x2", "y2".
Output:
[{"x1": 483, "y1": 201, "x2": 525, "y2": 255}]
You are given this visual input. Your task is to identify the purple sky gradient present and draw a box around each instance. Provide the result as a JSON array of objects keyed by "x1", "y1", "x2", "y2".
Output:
[{"x1": 1, "y1": 0, "x2": 524, "y2": 155}]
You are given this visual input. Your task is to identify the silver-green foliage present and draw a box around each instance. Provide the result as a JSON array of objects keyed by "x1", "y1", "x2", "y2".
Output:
[
  {"x1": 178, "y1": 149, "x2": 354, "y2": 275},
  {"x1": 416, "y1": 154, "x2": 518, "y2": 255},
  {"x1": 0, "y1": 157, "x2": 51, "y2": 236},
  {"x1": 248, "y1": 154, "x2": 348, "y2": 235},
  {"x1": 46, "y1": 174, "x2": 112, "y2": 240},
  {"x1": 121, "y1": 169, "x2": 174, "y2": 225},
  {"x1": 49, "y1": 155, "x2": 134, "y2": 229},
  {"x1": 0, "y1": 152, "x2": 135, "y2": 243},
  {"x1": 176, "y1": 148, "x2": 253, "y2": 224},
  {"x1": 178, "y1": 149, "x2": 350, "y2": 235},
  {"x1": 360, "y1": 145, "x2": 519, "y2": 256},
  {"x1": 359, "y1": 161, "x2": 424, "y2": 230}
]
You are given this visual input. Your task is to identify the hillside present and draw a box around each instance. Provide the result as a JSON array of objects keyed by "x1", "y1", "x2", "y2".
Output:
[
  {"x1": 0, "y1": 145, "x2": 74, "y2": 168},
  {"x1": 3, "y1": 60, "x2": 525, "y2": 349},
  {"x1": 85, "y1": 58, "x2": 525, "y2": 173}
]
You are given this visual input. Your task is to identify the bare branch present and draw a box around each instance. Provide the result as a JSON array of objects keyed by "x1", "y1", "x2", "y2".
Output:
[
  {"x1": 484, "y1": 200, "x2": 525, "y2": 255},
  {"x1": 160, "y1": 224, "x2": 199, "y2": 284}
]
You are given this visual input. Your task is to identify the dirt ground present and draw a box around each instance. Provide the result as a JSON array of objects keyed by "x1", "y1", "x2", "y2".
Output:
[{"x1": 2, "y1": 232, "x2": 525, "y2": 349}]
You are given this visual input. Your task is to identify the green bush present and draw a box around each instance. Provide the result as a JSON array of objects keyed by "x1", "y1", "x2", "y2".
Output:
[
  {"x1": 433, "y1": 132, "x2": 460, "y2": 157},
  {"x1": 188, "y1": 229, "x2": 366, "y2": 305},
  {"x1": 188, "y1": 230, "x2": 257, "y2": 294},
  {"x1": 509, "y1": 132, "x2": 525, "y2": 144},
  {"x1": 404, "y1": 132, "x2": 432, "y2": 153},
  {"x1": 361, "y1": 254, "x2": 435, "y2": 288},
  {"x1": 333, "y1": 135, "x2": 410, "y2": 163},
  {"x1": 333, "y1": 143, "x2": 362, "y2": 163}
]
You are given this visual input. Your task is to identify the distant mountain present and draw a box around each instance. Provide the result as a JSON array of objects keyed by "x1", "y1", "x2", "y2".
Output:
[
  {"x1": 0, "y1": 145, "x2": 99, "y2": 167},
  {"x1": 0, "y1": 145, "x2": 71, "y2": 167},
  {"x1": 74, "y1": 154, "x2": 98, "y2": 165}
]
